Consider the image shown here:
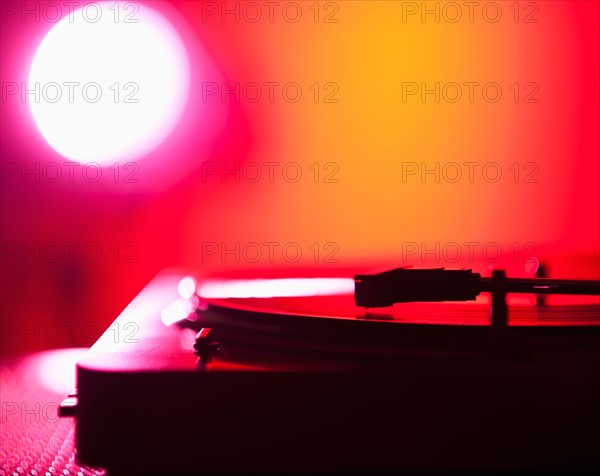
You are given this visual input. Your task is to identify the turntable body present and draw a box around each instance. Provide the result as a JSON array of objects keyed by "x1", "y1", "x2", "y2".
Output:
[{"x1": 68, "y1": 272, "x2": 600, "y2": 474}]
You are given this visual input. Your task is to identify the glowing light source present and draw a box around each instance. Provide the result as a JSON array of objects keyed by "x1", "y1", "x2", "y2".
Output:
[
  {"x1": 197, "y1": 278, "x2": 355, "y2": 299},
  {"x1": 161, "y1": 277, "x2": 355, "y2": 326},
  {"x1": 28, "y1": 2, "x2": 190, "y2": 165},
  {"x1": 32, "y1": 348, "x2": 88, "y2": 394},
  {"x1": 161, "y1": 296, "x2": 199, "y2": 326},
  {"x1": 178, "y1": 276, "x2": 197, "y2": 299}
]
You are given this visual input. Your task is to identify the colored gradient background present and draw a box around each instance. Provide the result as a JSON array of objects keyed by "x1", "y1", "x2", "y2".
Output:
[{"x1": 0, "y1": 0, "x2": 598, "y2": 355}]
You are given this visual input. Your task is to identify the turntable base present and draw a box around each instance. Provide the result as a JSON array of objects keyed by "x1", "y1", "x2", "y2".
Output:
[{"x1": 65, "y1": 271, "x2": 600, "y2": 475}]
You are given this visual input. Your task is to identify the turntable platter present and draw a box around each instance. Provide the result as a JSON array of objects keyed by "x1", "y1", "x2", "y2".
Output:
[{"x1": 206, "y1": 294, "x2": 600, "y2": 326}]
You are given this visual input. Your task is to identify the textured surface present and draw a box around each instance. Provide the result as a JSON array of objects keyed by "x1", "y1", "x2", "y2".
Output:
[{"x1": 0, "y1": 350, "x2": 105, "y2": 476}]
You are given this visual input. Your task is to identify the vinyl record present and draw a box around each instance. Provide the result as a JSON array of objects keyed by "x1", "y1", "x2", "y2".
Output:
[{"x1": 177, "y1": 279, "x2": 600, "y2": 367}]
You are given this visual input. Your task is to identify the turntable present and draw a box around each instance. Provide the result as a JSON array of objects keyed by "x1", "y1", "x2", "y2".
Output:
[{"x1": 59, "y1": 267, "x2": 600, "y2": 475}]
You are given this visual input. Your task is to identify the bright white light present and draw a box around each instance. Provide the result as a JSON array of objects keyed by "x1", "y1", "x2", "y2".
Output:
[
  {"x1": 178, "y1": 276, "x2": 197, "y2": 299},
  {"x1": 197, "y1": 278, "x2": 356, "y2": 299},
  {"x1": 28, "y1": 2, "x2": 190, "y2": 165},
  {"x1": 160, "y1": 296, "x2": 199, "y2": 326},
  {"x1": 32, "y1": 348, "x2": 88, "y2": 394}
]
